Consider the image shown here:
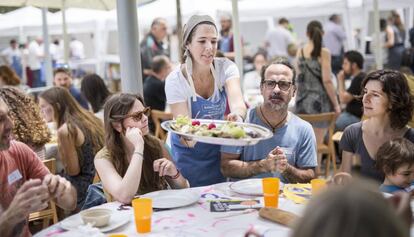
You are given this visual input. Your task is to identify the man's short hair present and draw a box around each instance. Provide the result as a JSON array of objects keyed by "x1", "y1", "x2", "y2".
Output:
[
  {"x1": 151, "y1": 17, "x2": 166, "y2": 28},
  {"x1": 10, "y1": 39, "x2": 16, "y2": 45},
  {"x1": 329, "y1": 14, "x2": 339, "y2": 22},
  {"x1": 260, "y1": 57, "x2": 296, "y2": 85},
  {"x1": 53, "y1": 67, "x2": 71, "y2": 77},
  {"x1": 151, "y1": 55, "x2": 169, "y2": 74},
  {"x1": 278, "y1": 17, "x2": 289, "y2": 25},
  {"x1": 344, "y1": 50, "x2": 364, "y2": 69},
  {"x1": 220, "y1": 13, "x2": 232, "y2": 21}
]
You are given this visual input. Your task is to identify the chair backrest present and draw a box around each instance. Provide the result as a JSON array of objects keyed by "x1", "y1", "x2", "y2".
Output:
[
  {"x1": 298, "y1": 112, "x2": 337, "y2": 177},
  {"x1": 43, "y1": 158, "x2": 56, "y2": 174},
  {"x1": 297, "y1": 112, "x2": 336, "y2": 143},
  {"x1": 29, "y1": 158, "x2": 58, "y2": 226},
  {"x1": 151, "y1": 110, "x2": 173, "y2": 141}
]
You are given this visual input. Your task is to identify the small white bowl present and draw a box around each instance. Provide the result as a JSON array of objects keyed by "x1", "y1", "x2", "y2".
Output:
[{"x1": 80, "y1": 208, "x2": 112, "y2": 227}]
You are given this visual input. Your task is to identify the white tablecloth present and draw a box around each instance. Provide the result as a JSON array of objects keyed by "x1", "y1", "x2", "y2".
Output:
[{"x1": 34, "y1": 182, "x2": 305, "y2": 237}]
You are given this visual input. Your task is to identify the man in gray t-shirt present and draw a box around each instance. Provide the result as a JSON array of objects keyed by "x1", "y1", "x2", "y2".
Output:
[{"x1": 221, "y1": 58, "x2": 317, "y2": 183}]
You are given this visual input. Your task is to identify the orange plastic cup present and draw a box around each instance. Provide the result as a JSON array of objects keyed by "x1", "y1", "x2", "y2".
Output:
[
  {"x1": 132, "y1": 198, "x2": 152, "y2": 233},
  {"x1": 262, "y1": 177, "x2": 280, "y2": 208},
  {"x1": 311, "y1": 178, "x2": 327, "y2": 195}
]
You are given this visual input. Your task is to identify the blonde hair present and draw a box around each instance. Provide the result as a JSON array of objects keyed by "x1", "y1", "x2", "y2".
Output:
[{"x1": 291, "y1": 179, "x2": 408, "y2": 237}]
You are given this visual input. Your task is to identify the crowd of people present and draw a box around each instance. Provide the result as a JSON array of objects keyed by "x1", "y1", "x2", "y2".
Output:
[{"x1": 0, "y1": 9, "x2": 414, "y2": 237}]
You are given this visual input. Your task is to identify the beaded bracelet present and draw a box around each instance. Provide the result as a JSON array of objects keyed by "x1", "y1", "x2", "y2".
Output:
[{"x1": 170, "y1": 169, "x2": 180, "y2": 179}]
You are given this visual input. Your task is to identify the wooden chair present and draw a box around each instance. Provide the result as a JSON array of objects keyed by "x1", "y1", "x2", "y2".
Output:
[
  {"x1": 151, "y1": 110, "x2": 173, "y2": 141},
  {"x1": 297, "y1": 112, "x2": 337, "y2": 177},
  {"x1": 29, "y1": 158, "x2": 58, "y2": 228}
]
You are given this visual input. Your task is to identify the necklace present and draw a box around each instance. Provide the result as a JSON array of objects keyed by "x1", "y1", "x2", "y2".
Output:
[{"x1": 259, "y1": 106, "x2": 288, "y2": 133}]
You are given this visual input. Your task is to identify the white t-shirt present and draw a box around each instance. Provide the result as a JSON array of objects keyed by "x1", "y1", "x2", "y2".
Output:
[
  {"x1": 27, "y1": 41, "x2": 43, "y2": 70},
  {"x1": 165, "y1": 57, "x2": 239, "y2": 104},
  {"x1": 265, "y1": 26, "x2": 295, "y2": 58},
  {"x1": 1, "y1": 47, "x2": 21, "y2": 65},
  {"x1": 69, "y1": 40, "x2": 85, "y2": 59}
]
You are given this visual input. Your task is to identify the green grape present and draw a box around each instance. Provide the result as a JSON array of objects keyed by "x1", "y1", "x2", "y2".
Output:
[{"x1": 229, "y1": 127, "x2": 246, "y2": 139}]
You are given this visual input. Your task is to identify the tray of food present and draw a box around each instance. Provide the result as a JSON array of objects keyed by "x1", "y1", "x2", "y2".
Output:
[{"x1": 161, "y1": 116, "x2": 273, "y2": 146}]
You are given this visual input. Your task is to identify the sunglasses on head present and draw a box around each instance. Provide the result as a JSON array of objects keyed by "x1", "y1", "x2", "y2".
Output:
[
  {"x1": 262, "y1": 80, "x2": 292, "y2": 91},
  {"x1": 112, "y1": 107, "x2": 151, "y2": 122}
]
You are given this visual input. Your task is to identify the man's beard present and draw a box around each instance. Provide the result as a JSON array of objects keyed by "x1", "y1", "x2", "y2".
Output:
[{"x1": 267, "y1": 93, "x2": 288, "y2": 111}]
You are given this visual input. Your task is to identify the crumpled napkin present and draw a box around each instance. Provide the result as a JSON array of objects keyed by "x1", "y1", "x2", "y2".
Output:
[
  {"x1": 57, "y1": 223, "x2": 104, "y2": 237},
  {"x1": 283, "y1": 183, "x2": 312, "y2": 204}
]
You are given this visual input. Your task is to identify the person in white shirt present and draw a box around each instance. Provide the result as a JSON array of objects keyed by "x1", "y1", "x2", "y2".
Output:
[
  {"x1": 27, "y1": 37, "x2": 44, "y2": 88},
  {"x1": 1, "y1": 39, "x2": 22, "y2": 78},
  {"x1": 243, "y1": 52, "x2": 267, "y2": 107},
  {"x1": 265, "y1": 18, "x2": 295, "y2": 59},
  {"x1": 69, "y1": 37, "x2": 85, "y2": 60}
]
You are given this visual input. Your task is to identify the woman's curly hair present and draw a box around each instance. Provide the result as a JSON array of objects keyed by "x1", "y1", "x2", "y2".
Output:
[
  {"x1": 0, "y1": 87, "x2": 50, "y2": 148},
  {"x1": 361, "y1": 69, "x2": 414, "y2": 129}
]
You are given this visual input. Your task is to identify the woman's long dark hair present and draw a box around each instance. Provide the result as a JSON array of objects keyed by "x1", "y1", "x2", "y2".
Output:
[
  {"x1": 81, "y1": 74, "x2": 111, "y2": 113},
  {"x1": 307, "y1": 20, "x2": 324, "y2": 58},
  {"x1": 103, "y1": 93, "x2": 166, "y2": 194},
  {"x1": 39, "y1": 87, "x2": 104, "y2": 155}
]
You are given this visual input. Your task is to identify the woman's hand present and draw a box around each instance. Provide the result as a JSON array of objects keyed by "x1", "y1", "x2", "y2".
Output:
[
  {"x1": 179, "y1": 136, "x2": 196, "y2": 148},
  {"x1": 125, "y1": 127, "x2": 144, "y2": 153},
  {"x1": 226, "y1": 113, "x2": 244, "y2": 122},
  {"x1": 328, "y1": 172, "x2": 352, "y2": 186},
  {"x1": 153, "y1": 158, "x2": 179, "y2": 177},
  {"x1": 334, "y1": 104, "x2": 341, "y2": 117}
]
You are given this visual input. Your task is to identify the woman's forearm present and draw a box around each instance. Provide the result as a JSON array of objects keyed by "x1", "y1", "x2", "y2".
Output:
[
  {"x1": 113, "y1": 154, "x2": 143, "y2": 203},
  {"x1": 323, "y1": 80, "x2": 339, "y2": 108}
]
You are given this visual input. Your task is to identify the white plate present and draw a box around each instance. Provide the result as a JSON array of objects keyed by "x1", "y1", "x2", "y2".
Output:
[
  {"x1": 140, "y1": 189, "x2": 200, "y2": 209},
  {"x1": 229, "y1": 179, "x2": 284, "y2": 196},
  {"x1": 161, "y1": 119, "x2": 273, "y2": 146},
  {"x1": 60, "y1": 210, "x2": 130, "y2": 232}
]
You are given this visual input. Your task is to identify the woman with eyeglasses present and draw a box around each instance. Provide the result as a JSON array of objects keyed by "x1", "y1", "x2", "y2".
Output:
[
  {"x1": 165, "y1": 15, "x2": 246, "y2": 187},
  {"x1": 39, "y1": 87, "x2": 104, "y2": 209},
  {"x1": 295, "y1": 20, "x2": 340, "y2": 172},
  {"x1": 94, "y1": 93, "x2": 188, "y2": 204}
]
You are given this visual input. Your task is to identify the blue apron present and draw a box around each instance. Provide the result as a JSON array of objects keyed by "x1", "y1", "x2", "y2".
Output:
[
  {"x1": 171, "y1": 89, "x2": 227, "y2": 187},
  {"x1": 11, "y1": 55, "x2": 22, "y2": 79}
]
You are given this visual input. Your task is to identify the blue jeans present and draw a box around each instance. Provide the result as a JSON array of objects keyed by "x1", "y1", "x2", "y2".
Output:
[
  {"x1": 81, "y1": 183, "x2": 107, "y2": 210},
  {"x1": 335, "y1": 111, "x2": 360, "y2": 132}
]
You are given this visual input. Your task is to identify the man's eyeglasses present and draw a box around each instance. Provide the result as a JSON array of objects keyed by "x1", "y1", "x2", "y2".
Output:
[
  {"x1": 112, "y1": 107, "x2": 151, "y2": 122},
  {"x1": 262, "y1": 80, "x2": 292, "y2": 91}
]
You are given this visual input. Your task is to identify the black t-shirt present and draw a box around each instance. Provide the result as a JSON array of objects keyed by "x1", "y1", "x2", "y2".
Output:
[
  {"x1": 143, "y1": 75, "x2": 166, "y2": 111},
  {"x1": 144, "y1": 76, "x2": 166, "y2": 133},
  {"x1": 345, "y1": 72, "x2": 365, "y2": 118}
]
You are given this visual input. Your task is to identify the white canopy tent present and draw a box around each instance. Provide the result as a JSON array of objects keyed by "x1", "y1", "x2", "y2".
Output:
[
  {"x1": 0, "y1": 0, "x2": 413, "y2": 85},
  {"x1": 0, "y1": 6, "x2": 54, "y2": 40},
  {"x1": 0, "y1": 0, "x2": 153, "y2": 93}
]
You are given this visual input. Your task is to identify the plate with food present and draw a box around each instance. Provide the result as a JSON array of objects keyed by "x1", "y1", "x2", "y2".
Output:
[{"x1": 161, "y1": 116, "x2": 272, "y2": 146}]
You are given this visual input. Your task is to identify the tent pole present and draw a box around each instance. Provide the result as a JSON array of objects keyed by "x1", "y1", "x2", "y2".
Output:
[
  {"x1": 116, "y1": 0, "x2": 142, "y2": 94},
  {"x1": 42, "y1": 8, "x2": 53, "y2": 86},
  {"x1": 231, "y1": 0, "x2": 243, "y2": 83},
  {"x1": 62, "y1": 0, "x2": 69, "y2": 64},
  {"x1": 344, "y1": 0, "x2": 355, "y2": 50},
  {"x1": 360, "y1": 0, "x2": 368, "y2": 56},
  {"x1": 373, "y1": 0, "x2": 382, "y2": 70}
]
